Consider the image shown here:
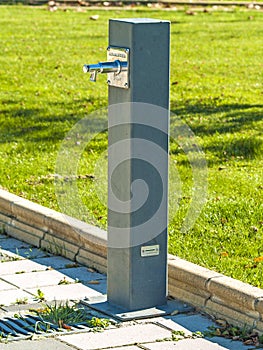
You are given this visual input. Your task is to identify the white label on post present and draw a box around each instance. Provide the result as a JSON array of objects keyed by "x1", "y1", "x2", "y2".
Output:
[{"x1": 141, "y1": 245, "x2": 160, "y2": 257}]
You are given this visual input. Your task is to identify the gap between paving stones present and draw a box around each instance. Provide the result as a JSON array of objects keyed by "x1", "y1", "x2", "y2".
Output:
[{"x1": 0, "y1": 188, "x2": 263, "y2": 335}]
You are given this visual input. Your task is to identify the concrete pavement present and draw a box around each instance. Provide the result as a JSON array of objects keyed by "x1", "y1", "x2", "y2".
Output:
[{"x1": 0, "y1": 233, "x2": 252, "y2": 349}]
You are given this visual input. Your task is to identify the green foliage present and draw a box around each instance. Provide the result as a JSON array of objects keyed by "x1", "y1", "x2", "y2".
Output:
[
  {"x1": 32, "y1": 301, "x2": 110, "y2": 331},
  {"x1": 158, "y1": 329, "x2": 204, "y2": 342},
  {"x1": 33, "y1": 289, "x2": 46, "y2": 302},
  {"x1": 87, "y1": 317, "x2": 110, "y2": 331},
  {"x1": 204, "y1": 320, "x2": 263, "y2": 347},
  {"x1": 0, "y1": 6, "x2": 262, "y2": 287},
  {"x1": 14, "y1": 297, "x2": 28, "y2": 305}
]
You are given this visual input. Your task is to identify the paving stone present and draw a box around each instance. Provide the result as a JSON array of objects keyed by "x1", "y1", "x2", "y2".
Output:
[
  {"x1": 0, "y1": 249, "x2": 24, "y2": 262},
  {"x1": 59, "y1": 267, "x2": 107, "y2": 294},
  {"x1": 59, "y1": 323, "x2": 172, "y2": 349},
  {"x1": 27, "y1": 282, "x2": 103, "y2": 302},
  {"x1": 0, "y1": 238, "x2": 32, "y2": 250},
  {"x1": 209, "y1": 337, "x2": 252, "y2": 350},
  {"x1": 0, "y1": 279, "x2": 17, "y2": 291},
  {"x1": 0, "y1": 214, "x2": 12, "y2": 225},
  {"x1": 13, "y1": 247, "x2": 50, "y2": 259},
  {"x1": 143, "y1": 338, "x2": 231, "y2": 350},
  {"x1": 0, "y1": 289, "x2": 34, "y2": 306},
  {"x1": 205, "y1": 298, "x2": 257, "y2": 329},
  {"x1": 207, "y1": 275, "x2": 263, "y2": 311},
  {"x1": 103, "y1": 347, "x2": 140, "y2": 350},
  {"x1": 32, "y1": 256, "x2": 76, "y2": 270},
  {"x1": 2, "y1": 270, "x2": 76, "y2": 289},
  {"x1": 1, "y1": 246, "x2": 50, "y2": 260},
  {"x1": 0, "y1": 338, "x2": 76, "y2": 350},
  {"x1": 58, "y1": 267, "x2": 104, "y2": 282},
  {"x1": 169, "y1": 313, "x2": 214, "y2": 333},
  {"x1": 5, "y1": 225, "x2": 42, "y2": 247},
  {"x1": 144, "y1": 317, "x2": 251, "y2": 350},
  {"x1": 84, "y1": 278, "x2": 107, "y2": 294},
  {"x1": 151, "y1": 317, "x2": 192, "y2": 335},
  {"x1": 0, "y1": 259, "x2": 47, "y2": 275}
]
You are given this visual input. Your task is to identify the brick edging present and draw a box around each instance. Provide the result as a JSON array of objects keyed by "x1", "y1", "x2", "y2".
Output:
[{"x1": 0, "y1": 188, "x2": 262, "y2": 332}]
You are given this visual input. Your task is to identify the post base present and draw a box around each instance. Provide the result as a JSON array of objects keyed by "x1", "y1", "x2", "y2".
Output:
[{"x1": 81, "y1": 295, "x2": 194, "y2": 321}]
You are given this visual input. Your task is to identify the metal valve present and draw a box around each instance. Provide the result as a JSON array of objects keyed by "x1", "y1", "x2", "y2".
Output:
[
  {"x1": 83, "y1": 46, "x2": 129, "y2": 89},
  {"x1": 83, "y1": 60, "x2": 127, "y2": 82}
]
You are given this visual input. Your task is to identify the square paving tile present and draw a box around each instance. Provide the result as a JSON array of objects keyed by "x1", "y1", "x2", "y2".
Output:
[
  {"x1": 0, "y1": 289, "x2": 34, "y2": 306},
  {"x1": 58, "y1": 267, "x2": 105, "y2": 282},
  {"x1": 151, "y1": 317, "x2": 192, "y2": 335},
  {"x1": 1, "y1": 247, "x2": 50, "y2": 260},
  {"x1": 208, "y1": 337, "x2": 251, "y2": 350},
  {"x1": 0, "y1": 238, "x2": 32, "y2": 251},
  {"x1": 84, "y1": 278, "x2": 107, "y2": 294},
  {"x1": 0, "y1": 249, "x2": 24, "y2": 262},
  {"x1": 143, "y1": 338, "x2": 229, "y2": 349},
  {"x1": 58, "y1": 323, "x2": 171, "y2": 349},
  {"x1": 103, "y1": 347, "x2": 140, "y2": 350},
  {"x1": 11, "y1": 247, "x2": 50, "y2": 259},
  {"x1": 27, "y1": 282, "x2": 103, "y2": 302},
  {"x1": 0, "y1": 338, "x2": 77, "y2": 350},
  {"x1": 0, "y1": 259, "x2": 47, "y2": 275},
  {"x1": 32, "y1": 256, "x2": 75, "y2": 270},
  {"x1": 58, "y1": 267, "x2": 107, "y2": 294},
  {"x1": 2, "y1": 270, "x2": 76, "y2": 289},
  {"x1": 168, "y1": 313, "x2": 214, "y2": 333},
  {"x1": 0, "y1": 279, "x2": 17, "y2": 291}
]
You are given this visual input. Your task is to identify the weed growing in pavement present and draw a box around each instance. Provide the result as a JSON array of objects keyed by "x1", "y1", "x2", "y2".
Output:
[
  {"x1": 33, "y1": 289, "x2": 46, "y2": 302},
  {"x1": 204, "y1": 319, "x2": 263, "y2": 348},
  {"x1": 157, "y1": 329, "x2": 204, "y2": 342},
  {"x1": 31, "y1": 301, "x2": 110, "y2": 331},
  {"x1": 14, "y1": 297, "x2": 28, "y2": 305}
]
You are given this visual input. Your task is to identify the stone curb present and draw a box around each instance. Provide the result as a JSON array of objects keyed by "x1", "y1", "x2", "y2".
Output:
[{"x1": 0, "y1": 188, "x2": 263, "y2": 333}]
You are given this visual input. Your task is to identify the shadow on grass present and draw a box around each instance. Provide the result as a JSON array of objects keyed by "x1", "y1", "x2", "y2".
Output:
[
  {"x1": 171, "y1": 102, "x2": 263, "y2": 134},
  {"x1": 0, "y1": 99, "x2": 108, "y2": 144},
  {"x1": 171, "y1": 101, "x2": 263, "y2": 161},
  {"x1": 1, "y1": 99, "x2": 262, "y2": 162}
]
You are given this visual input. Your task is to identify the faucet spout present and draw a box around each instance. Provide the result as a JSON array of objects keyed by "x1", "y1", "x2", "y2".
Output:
[
  {"x1": 83, "y1": 46, "x2": 129, "y2": 88},
  {"x1": 83, "y1": 60, "x2": 127, "y2": 82}
]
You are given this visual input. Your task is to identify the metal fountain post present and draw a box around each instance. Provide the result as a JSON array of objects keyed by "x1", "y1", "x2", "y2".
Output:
[{"x1": 82, "y1": 19, "x2": 185, "y2": 320}]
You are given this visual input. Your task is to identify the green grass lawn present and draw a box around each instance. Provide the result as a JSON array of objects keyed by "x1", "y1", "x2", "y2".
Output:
[{"x1": 0, "y1": 5, "x2": 262, "y2": 287}]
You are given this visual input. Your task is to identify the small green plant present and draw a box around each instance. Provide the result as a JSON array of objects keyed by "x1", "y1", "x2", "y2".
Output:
[
  {"x1": 0, "y1": 332, "x2": 9, "y2": 344},
  {"x1": 14, "y1": 297, "x2": 28, "y2": 305},
  {"x1": 204, "y1": 320, "x2": 263, "y2": 347},
  {"x1": 158, "y1": 329, "x2": 204, "y2": 343},
  {"x1": 58, "y1": 277, "x2": 71, "y2": 285},
  {"x1": 47, "y1": 239, "x2": 66, "y2": 257},
  {"x1": 32, "y1": 301, "x2": 110, "y2": 331},
  {"x1": 33, "y1": 289, "x2": 46, "y2": 302},
  {"x1": 171, "y1": 330, "x2": 186, "y2": 341},
  {"x1": 87, "y1": 317, "x2": 110, "y2": 331},
  {"x1": 24, "y1": 248, "x2": 36, "y2": 259},
  {"x1": 0, "y1": 251, "x2": 21, "y2": 263}
]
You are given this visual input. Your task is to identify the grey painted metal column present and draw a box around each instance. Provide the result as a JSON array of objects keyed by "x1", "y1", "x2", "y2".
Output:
[
  {"x1": 107, "y1": 19, "x2": 170, "y2": 312},
  {"x1": 82, "y1": 18, "x2": 192, "y2": 320}
]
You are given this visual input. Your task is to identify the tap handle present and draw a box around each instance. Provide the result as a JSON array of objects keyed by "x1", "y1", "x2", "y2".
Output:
[
  {"x1": 83, "y1": 64, "x2": 99, "y2": 82},
  {"x1": 90, "y1": 70, "x2": 97, "y2": 82}
]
